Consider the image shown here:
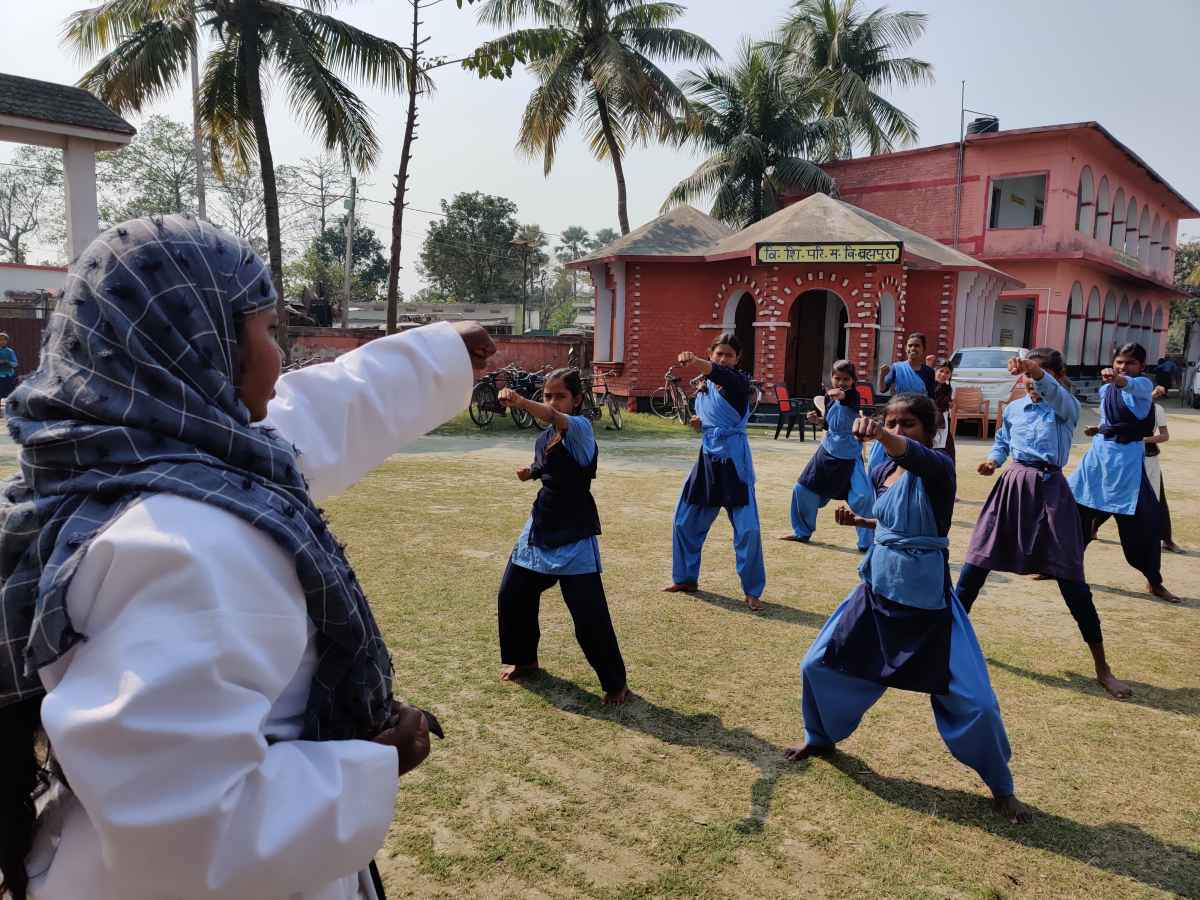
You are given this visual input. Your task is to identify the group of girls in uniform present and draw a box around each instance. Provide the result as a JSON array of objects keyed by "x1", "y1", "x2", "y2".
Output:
[{"x1": 1, "y1": 216, "x2": 1186, "y2": 900}]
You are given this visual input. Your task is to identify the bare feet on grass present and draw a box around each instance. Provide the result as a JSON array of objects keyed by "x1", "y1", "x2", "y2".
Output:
[
  {"x1": 663, "y1": 582, "x2": 698, "y2": 593},
  {"x1": 499, "y1": 664, "x2": 540, "y2": 682},
  {"x1": 1097, "y1": 667, "x2": 1133, "y2": 700},
  {"x1": 604, "y1": 687, "x2": 632, "y2": 705},
  {"x1": 1163, "y1": 541, "x2": 1184, "y2": 554},
  {"x1": 992, "y1": 794, "x2": 1032, "y2": 824},
  {"x1": 745, "y1": 595, "x2": 765, "y2": 611},
  {"x1": 779, "y1": 534, "x2": 809, "y2": 543},
  {"x1": 1148, "y1": 583, "x2": 1182, "y2": 604},
  {"x1": 783, "y1": 743, "x2": 833, "y2": 761}
]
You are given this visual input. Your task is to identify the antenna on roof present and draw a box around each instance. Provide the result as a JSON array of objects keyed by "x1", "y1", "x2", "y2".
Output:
[{"x1": 953, "y1": 82, "x2": 999, "y2": 253}]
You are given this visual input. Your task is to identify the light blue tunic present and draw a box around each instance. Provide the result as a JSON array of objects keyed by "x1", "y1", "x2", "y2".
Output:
[
  {"x1": 822, "y1": 397, "x2": 861, "y2": 459},
  {"x1": 989, "y1": 374, "x2": 1078, "y2": 469},
  {"x1": 885, "y1": 360, "x2": 927, "y2": 394},
  {"x1": 511, "y1": 416, "x2": 602, "y2": 575},
  {"x1": 858, "y1": 445, "x2": 949, "y2": 610},
  {"x1": 694, "y1": 377, "x2": 755, "y2": 488},
  {"x1": 1068, "y1": 376, "x2": 1153, "y2": 515}
]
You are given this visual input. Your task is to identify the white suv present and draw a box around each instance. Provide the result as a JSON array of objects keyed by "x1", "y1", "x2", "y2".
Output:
[{"x1": 948, "y1": 346, "x2": 1027, "y2": 406}]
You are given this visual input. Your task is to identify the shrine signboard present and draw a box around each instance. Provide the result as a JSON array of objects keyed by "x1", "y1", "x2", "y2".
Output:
[{"x1": 756, "y1": 242, "x2": 901, "y2": 264}]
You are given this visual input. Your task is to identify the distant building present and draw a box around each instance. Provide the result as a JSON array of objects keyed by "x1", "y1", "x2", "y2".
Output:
[
  {"x1": 344, "y1": 301, "x2": 539, "y2": 334},
  {"x1": 803, "y1": 121, "x2": 1198, "y2": 368}
]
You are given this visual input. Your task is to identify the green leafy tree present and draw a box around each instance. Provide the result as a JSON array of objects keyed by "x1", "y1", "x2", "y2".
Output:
[
  {"x1": 417, "y1": 192, "x2": 522, "y2": 304},
  {"x1": 556, "y1": 225, "x2": 590, "y2": 298},
  {"x1": 590, "y1": 227, "x2": 619, "y2": 250},
  {"x1": 466, "y1": 0, "x2": 718, "y2": 235},
  {"x1": 314, "y1": 215, "x2": 389, "y2": 302},
  {"x1": 663, "y1": 40, "x2": 841, "y2": 227},
  {"x1": 777, "y1": 0, "x2": 932, "y2": 156},
  {"x1": 1167, "y1": 239, "x2": 1200, "y2": 352},
  {"x1": 543, "y1": 266, "x2": 579, "y2": 332},
  {"x1": 66, "y1": 0, "x2": 412, "y2": 352},
  {"x1": 0, "y1": 146, "x2": 63, "y2": 264},
  {"x1": 96, "y1": 115, "x2": 197, "y2": 225}
]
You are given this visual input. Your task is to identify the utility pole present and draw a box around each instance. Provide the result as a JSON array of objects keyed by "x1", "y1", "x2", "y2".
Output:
[
  {"x1": 341, "y1": 175, "x2": 357, "y2": 329},
  {"x1": 511, "y1": 236, "x2": 534, "y2": 335}
]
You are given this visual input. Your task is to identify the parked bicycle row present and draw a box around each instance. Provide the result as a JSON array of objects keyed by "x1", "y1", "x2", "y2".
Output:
[{"x1": 469, "y1": 363, "x2": 624, "y2": 431}]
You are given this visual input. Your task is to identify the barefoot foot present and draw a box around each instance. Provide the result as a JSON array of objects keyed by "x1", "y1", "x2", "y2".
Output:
[
  {"x1": 779, "y1": 535, "x2": 809, "y2": 543},
  {"x1": 745, "y1": 595, "x2": 765, "y2": 611},
  {"x1": 499, "y1": 664, "x2": 539, "y2": 682},
  {"x1": 783, "y1": 742, "x2": 833, "y2": 762},
  {"x1": 1163, "y1": 541, "x2": 1184, "y2": 554},
  {"x1": 1148, "y1": 583, "x2": 1182, "y2": 604},
  {"x1": 992, "y1": 794, "x2": 1032, "y2": 824},
  {"x1": 663, "y1": 582, "x2": 698, "y2": 593},
  {"x1": 1096, "y1": 669, "x2": 1133, "y2": 700},
  {"x1": 603, "y1": 686, "x2": 632, "y2": 705}
]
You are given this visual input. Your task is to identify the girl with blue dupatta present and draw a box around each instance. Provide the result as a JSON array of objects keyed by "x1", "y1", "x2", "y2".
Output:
[
  {"x1": 868, "y1": 332, "x2": 936, "y2": 474},
  {"x1": 783, "y1": 359, "x2": 873, "y2": 551},
  {"x1": 785, "y1": 393, "x2": 1030, "y2": 825},
  {"x1": 664, "y1": 333, "x2": 766, "y2": 611},
  {"x1": 1068, "y1": 342, "x2": 1180, "y2": 603}
]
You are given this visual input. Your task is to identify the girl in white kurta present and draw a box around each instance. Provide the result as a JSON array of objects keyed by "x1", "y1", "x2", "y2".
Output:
[{"x1": 0, "y1": 216, "x2": 489, "y2": 900}]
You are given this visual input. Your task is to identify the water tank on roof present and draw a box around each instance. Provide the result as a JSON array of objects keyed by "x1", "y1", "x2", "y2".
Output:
[{"x1": 967, "y1": 116, "x2": 999, "y2": 135}]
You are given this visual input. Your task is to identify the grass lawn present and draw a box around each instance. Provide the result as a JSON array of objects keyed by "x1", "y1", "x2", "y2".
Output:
[{"x1": 331, "y1": 406, "x2": 1200, "y2": 899}]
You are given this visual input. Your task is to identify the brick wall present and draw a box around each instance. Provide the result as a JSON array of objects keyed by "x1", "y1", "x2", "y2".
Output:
[{"x1": 487, "y1": 335, "x2": 592, "y2": 374}]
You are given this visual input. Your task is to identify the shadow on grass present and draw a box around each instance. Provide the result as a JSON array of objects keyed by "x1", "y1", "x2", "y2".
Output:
[
  {"x1": 520, "y1": 673, "x2": 792, "y2": 834},
  {"x1": 987, "y1": 658, "x2": 1199, "y2": 716},
  {"x1": 1090, "y1": 583, "x2": 1196, "y2": 607},
  {"x1": 690, "y1": 590, "x2": 828, "y2": 629},
  {"x1": 788, "y1": 539, "x2": 866, "y2": 557},
  {"x1": 823, "y1": 752, "x2": 1200, "y2": 898}
]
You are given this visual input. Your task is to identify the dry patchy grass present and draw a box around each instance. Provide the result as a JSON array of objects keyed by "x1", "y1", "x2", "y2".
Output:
[{"x1": 323, "y1": 405, "x2": 1200, "y2": 899}]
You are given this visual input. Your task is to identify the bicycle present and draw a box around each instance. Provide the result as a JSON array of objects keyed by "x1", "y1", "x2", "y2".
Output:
[
  {"x1": 749, "y1": 379, "x2": 765, "y2": 415},
  {"x1": 468, "y1": 370, "x2": 506, "y2": 427},
  {"x1": 650, "y1": 365, "x2": 694, "y2": 425},
  {"x1": 580, "y1": 369, "x2": 624, "y2": 430},
  {"x1": 509, "y1": 365, "x2": 551, "y2": 429}
]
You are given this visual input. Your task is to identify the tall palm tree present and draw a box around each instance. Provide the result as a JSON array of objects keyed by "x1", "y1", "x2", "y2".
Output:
[
  {"x1": 662, "y1": 40, "x2": 843, "y2": 229},
  {"x1": 473, "y1": 0, "x2": 718, "y2": 235},
  {"x1": 64, "y1": 0, "x2": 411, "y2": 352},
  {"x1": 65, "y1": 0, "x2": 209, "y2": 220},
  {"x1": 778, "y1": 0, "x2": 932, "y2": 156}
]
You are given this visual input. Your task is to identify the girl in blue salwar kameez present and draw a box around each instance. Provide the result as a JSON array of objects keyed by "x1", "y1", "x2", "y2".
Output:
[
  {"x1": 785, "y1": 359, "x2": 873, "y2": 551},
  {"x1": 785, "y1": 393, "x2": 1030, "y2": 824},
  {"x1": 665, "y1": 333, "x2": 766, "y2": 610},
  {"x1": 1068, "y1": 343, "x2": 1179, "y2": 604}
]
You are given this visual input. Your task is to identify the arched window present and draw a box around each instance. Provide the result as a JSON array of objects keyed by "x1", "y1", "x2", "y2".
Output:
[
  {"x1": 1116, "y1": 295, "x2": 1131, "y2": 348},
  {"x1": 1075, "y1": 167, "x2": 1095, "y2": 234},
  {"x1": 1150, "y1": 215, "x2": 1163, "y2": 273},
  {"x1": 1101, "y1": 291, "x2": 1118, "y2": 361},
  {"x1": 1109, "y1": 187, "x2": 1125, "y2": 248},
  {"x1": 1138, "y1": 208, "x2": 1152, "y2": 265},
  {"x1": 875, "y1": 291, "x2": 897, "y2": 371},
  {"x1": 1141, "y1": 303, "x2": 1154, "y2": 351},
  {"x1": 1130, "y1": 300, "x2": 1143, "y2": 348},
  {"x1": 1124, "y1": 197, "x2": 1139, "y2": 256},
  {"x1": 1153, "y1": 306, "x2": 1165, "y2": 358},
  {"x1": 1162, "y1": 234, "x2": 1173, "y2": 276},
  {"x1": 1094, "y1": 177, "x2": 1111, "y2": 242},
  {"x1": 1065, "y1": 282, "x2": 1085, "y2": 365},
  {"x1": 1083, "y1": 287, "x2": 1103, "y2": 365}
]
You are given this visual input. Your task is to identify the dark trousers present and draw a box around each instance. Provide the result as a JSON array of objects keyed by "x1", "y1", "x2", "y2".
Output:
[
  {"x1": 498, "y1": 560, "x2": 627, "y2": 694},
  {"x1": 957, "y1": 563, "x2": 1102, "y2": 645},
  {"x1": 1159, "y1": 477, "x2": 1174, "y2": 546},
  {"x1": 1077, "y1": 475, "x2": 1163, "y2": 587}
]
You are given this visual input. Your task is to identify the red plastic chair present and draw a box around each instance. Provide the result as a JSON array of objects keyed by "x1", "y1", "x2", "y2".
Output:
[{"x1": 773, "y1": 385, "x2": 799, "y2": 440}]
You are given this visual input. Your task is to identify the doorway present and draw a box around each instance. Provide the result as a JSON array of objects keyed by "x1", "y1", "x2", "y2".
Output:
[
  {"x1": 733, "y1": 292, "x2": 756, "y2": 375},
  {"x1": 991, "y1": 297, "x2": 1036, "y2": 348},
  {"x1": 786, "y1": 289, "x2": 846, "y2": 397}
]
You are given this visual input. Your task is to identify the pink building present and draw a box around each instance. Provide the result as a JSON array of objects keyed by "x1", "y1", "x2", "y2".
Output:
[{"x1": 808, "y1": 121, "x2": 1199, "y2": 367}]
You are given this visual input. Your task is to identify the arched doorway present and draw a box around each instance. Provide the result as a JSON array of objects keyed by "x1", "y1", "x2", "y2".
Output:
[
  {"x1": 786, "y1": 289, "x2": 847, "y2": 397},
  {"x1": 733, "y1": 292, "x2": 756, "y2": 375}
]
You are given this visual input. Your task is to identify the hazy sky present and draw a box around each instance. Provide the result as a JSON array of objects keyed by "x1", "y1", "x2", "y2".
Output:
[{"x1": 4, "y1": 0, "x2": 1199, "y2": 294}]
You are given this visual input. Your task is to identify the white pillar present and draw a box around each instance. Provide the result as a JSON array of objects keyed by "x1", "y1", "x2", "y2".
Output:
[
  {"x1": 611, "y1": 260, "x2": 626, "y2": 362},
  {"x1": 63, "y1": 137, "x2": 99, "y2": 260}
]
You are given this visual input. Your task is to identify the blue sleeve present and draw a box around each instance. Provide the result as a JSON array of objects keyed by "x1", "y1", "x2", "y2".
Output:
[
  {"x1": 1034, "y1": 374, "x2": 1079, "y2": 426},
  {"x1": 919, "y1": 367, "x2": 937, "y2": 398},
  {"x1": 1120, "y1": 376, "x2": 1153, "y2": 418},
  {"x1": 825, "y1": 400, "x2": 855, "y2": 432},
  {"x1": 563, "y1": 416, "x2": 596, "y2": 467},
  {"x1": 0, "y1": 348, "x2": 16, "y2": 366},
  {"x1": 881, "y1": 367, "x2": 896, "y2": 389},
  {"x1": 988, "y1": 407, "x2": 1012, "y2": 466},
  {"x1": 895, "y1": 438, "x2": 956, "y2": 529}
]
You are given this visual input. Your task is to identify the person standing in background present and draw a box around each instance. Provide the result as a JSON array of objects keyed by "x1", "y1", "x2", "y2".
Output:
[
  {"x1": 1143, "y1": 385, "x2": 1181, "y2": 553},
  {"x1": 0, "y1": 333, "x2": 18, "y2": 406}
]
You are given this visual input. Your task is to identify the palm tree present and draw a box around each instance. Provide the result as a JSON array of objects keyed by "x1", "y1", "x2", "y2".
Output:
[
  {"x1": 65, "y1": 0, "x2": 210, "y2": 220},
  {"x1": 64, "y1": 0, "x2": 411, "y2": 352},
  {"x1": 777, "y1": 0, "x2": 932, "y2": 156},
  {"x1": 662, "y1": 40, "x2": 843, "y2": 229},
  {"x1": 556, "y1": 225, "x2": 590, "y2": 298},
  {"x1": 473, "y1": 0, "x2": 718, "y2": 235}
]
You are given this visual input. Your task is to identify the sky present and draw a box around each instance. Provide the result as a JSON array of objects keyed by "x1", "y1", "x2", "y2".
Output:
[{"x1": 4, "y1": 0, "x2": 1199, "y2": 296}]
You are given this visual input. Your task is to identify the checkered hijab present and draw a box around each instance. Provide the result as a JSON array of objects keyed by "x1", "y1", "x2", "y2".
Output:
[{"x1": 0, "y1": 215, "x2": 393, "y2": 741}]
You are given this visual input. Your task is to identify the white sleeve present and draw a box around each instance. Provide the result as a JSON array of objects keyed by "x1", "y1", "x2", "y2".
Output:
[
  {"x1": 40, "y1": 497, "x2": 400, "y2": 900},
  {"x1": 1155, "y1": 404, "x2": 1168, "y2": 429},
  {"x1": 266, "y1": 322, "x2": 474, "y2": 502}
]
